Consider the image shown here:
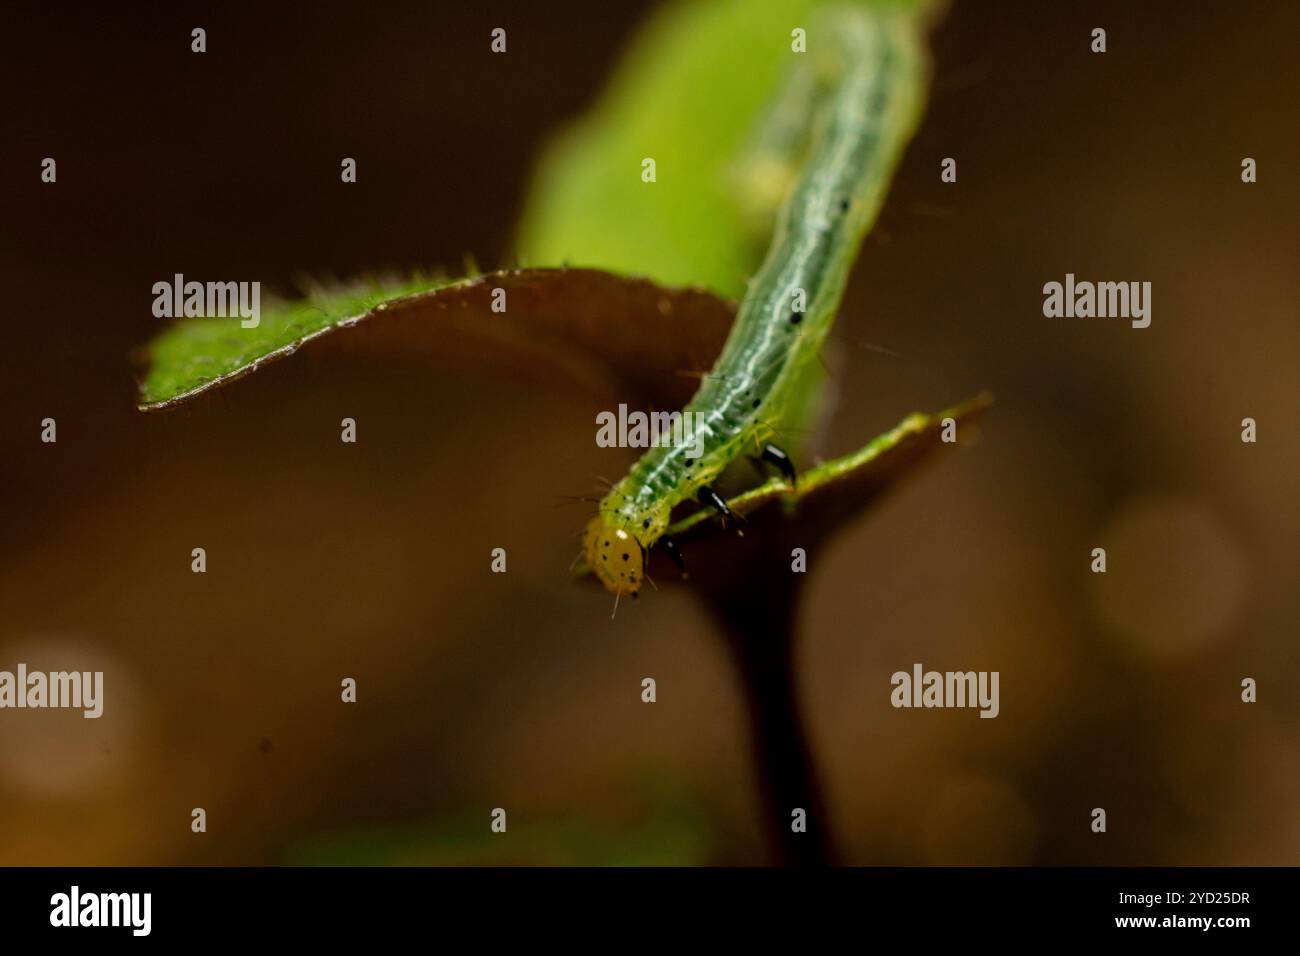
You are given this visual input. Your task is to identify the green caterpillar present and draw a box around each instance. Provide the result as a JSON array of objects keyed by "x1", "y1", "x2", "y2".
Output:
[{"x1": 584, "y1": 7, "x2": 929, "y2": 595}]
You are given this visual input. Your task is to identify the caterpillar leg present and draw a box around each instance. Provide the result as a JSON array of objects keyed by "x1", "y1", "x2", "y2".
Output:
[
  {"x1": 697, "y1": 486, "x2": 733, "y2": 521},
  {"x1": 698, "y1": 485, "x2": 745, "y2": 536},
  {"x1": 759, "y1": 443, "x2": 797, "y2": 489}
]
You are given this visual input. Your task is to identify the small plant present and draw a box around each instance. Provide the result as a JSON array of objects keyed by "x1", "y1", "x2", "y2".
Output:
[{"x1": 140, "y1": 0, "x2": 986, "y2": 864}]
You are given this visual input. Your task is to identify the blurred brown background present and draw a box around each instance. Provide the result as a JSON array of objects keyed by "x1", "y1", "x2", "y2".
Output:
[{"x1": 1, "y1": 0, "x2": 1296, "y2": 864}]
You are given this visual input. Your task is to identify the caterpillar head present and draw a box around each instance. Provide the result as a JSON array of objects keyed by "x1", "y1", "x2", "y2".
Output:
[{"x1": 583, "y1": 514, "x2": 646, "y2": 596}]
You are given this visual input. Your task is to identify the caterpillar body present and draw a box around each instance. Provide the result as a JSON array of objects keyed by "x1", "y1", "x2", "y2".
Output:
[{"x1": 585, "y1": 8, "x2": 928, "y2": 596}]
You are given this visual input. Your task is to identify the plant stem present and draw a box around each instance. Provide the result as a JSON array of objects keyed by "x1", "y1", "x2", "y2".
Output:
[{"x1": 709, "y1": 569, "x2": 836, "y2": 865}]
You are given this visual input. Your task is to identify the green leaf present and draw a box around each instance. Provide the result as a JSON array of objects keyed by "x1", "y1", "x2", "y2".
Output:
[
  {"x1": 138, "y1": 0, "x2": 938, "y2": 413},
  {"x1": 138, "y1": 273, "x2": 445, "y2": 409},
  {"x1": 515, "y1": 0, "x2": 934, "y2": 298},
  {"x1": 137, "y1": 269, "x2": 735, "y2": 411}
]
